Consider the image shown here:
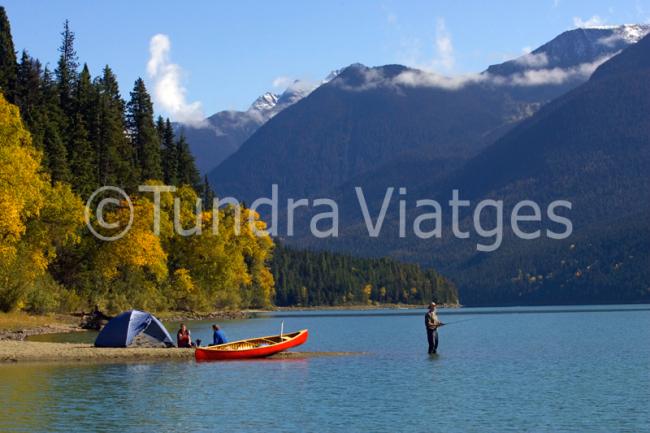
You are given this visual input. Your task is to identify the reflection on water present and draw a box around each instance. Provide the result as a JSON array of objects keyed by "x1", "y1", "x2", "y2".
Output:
[{"x1": 4, "y1": 305, "x2": 650, "y2": 433}]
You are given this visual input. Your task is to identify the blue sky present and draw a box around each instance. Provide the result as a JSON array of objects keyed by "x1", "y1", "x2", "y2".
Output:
[{"x1": 3, "y1": 0, "x2": 650, "y2": 120}]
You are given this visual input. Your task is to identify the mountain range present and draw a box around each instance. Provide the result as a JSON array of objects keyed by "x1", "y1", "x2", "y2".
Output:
[
  {"x1": 336, "y1": 30, "x2": 650, "y2": 305},
  {"x1": 199, "y1": 25, "x2": 650, "y2": 305},
  {"x1": 207, "y1": 25, "x2": 649, "y2": 204},
  {"x1": 176, "y1": 72, "x2": 339, "y2": 174}
]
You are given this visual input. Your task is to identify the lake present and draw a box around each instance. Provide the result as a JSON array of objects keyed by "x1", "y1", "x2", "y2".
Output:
[{"x1": 1, "y1": 305, "x2": 649, "y2": 433}]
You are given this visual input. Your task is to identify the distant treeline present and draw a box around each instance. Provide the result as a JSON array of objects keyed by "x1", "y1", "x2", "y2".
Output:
[{"x1": 271, "y1": 243, "x2": 458, "y2": 306}]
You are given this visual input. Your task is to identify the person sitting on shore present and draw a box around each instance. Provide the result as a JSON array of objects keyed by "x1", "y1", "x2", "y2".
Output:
[
  {"x1": 177, "y1": 323, "x2": 194, "y2": 348},
  {"x1": 212, "y1": 324, "x2": 228, "y2": 346}
]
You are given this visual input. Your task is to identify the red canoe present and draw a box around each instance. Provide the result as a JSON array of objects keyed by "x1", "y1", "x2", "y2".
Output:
[{"x1": 194, "y1": 329, "x2": 309, "y2": 361}]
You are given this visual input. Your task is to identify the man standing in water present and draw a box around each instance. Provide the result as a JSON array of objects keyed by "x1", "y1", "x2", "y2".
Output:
[{"x1": 425, "y1": 302, "x2": 444, "y2": 354}]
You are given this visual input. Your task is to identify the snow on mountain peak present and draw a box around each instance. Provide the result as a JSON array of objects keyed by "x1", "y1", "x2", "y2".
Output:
[
  {"x1": 249, "y1": 92, "x2": 279, "y2": 112},
  {"x1": 322, "y1": 69, "x2": 341, "y2": 84},
  {"x1": 615, "y1": 24, "x2": 650, "y2": 43}
]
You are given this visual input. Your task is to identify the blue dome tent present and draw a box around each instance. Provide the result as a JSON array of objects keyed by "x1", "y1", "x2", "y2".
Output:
[{"x1": 94, "y1": 310, "x2": 175, "y2": 348}]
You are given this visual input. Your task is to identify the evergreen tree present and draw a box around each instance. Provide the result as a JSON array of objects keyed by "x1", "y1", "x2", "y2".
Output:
[
  {"x1": 158, "y1": 117, "x2": 178, "y2": 185},
  {"x1": 68, "y1": 64, "x2": 98, "y2": 197},
  {"x1": 202, "y1": 175, "x2": 214, "y2": 204},
  {"x1": 175, "y1": 132, "x2": 201, "y2": 190},
  {"x1": 76, "y1": 64, "x2": 98, "y2": 136},
  {"x1": 15, "y1": 51, "x2": 45, "y2": 147},
  {"x1": 126, "y1": 78, "x2": 162, "y2": 181},
  {"x1": 0, "y1": 7, "x2": 17, "y2": 102},
  {"x1": 41, "y1": 67, "x2": 71, "y2": 183},
  {"x1": 155, "y1": 115, "x2": 164, "y2": 139},
  {"x1": 42, "y1": 118, "x2": 72, "y2": 183},
  {"x1": 55, "y1": 20, "x2": 78, "y2": 118},
  {"x1": 68, "y1": 112, "x2": 96, "y2": 197},
  {"x1": 96, "y1": 66, "x2": 136, "y2": 189}
]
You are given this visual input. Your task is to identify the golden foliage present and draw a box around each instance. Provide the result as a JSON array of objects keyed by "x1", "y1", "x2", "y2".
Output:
[
  {"x1": 0, "y1": 95, "x2": 276, "y2": 312},
  {"x1": 0, "y1": 95, "x2": 84, "y2": 311}
]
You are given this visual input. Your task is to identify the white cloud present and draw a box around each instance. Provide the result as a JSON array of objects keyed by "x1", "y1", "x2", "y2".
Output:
[
  {"x1": 147, "y1": 34, "x2": 206, "y2": 127},
  {"x1": 598, "y1": 33, "x2": 624, "y2": 47},
  {"x1": 513, "y1": 52, "x2": 549, "y2": 68},
  {"x1": 432, "y1": 18, "x2": 455, "y2": 72},
  {"x1": 573, "y1": 15, "x2": 606, "y2": 28},
  {"x1": 500, "y1": 55, "x2": 612, "y2": 86},
  {"x1": 271, "y1": 76, "x2": 320, "y2": 97},
  {"x1": 340, "y1": 54, "x2": 613, "y2": 92},
  {"x1": 396, "y1": 17, "x2": 455, "y2": 74},
  {"x1": 393, "y1": 70, "x2": 486, "y2": 90},
  {"x1": 287, "y1": 79, "x2": 319, "y2": 94}
]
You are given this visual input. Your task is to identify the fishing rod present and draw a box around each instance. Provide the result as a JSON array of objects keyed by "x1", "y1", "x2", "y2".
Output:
[{"x1": 438, "y1": 317, "x2": 480, "y2": 327}]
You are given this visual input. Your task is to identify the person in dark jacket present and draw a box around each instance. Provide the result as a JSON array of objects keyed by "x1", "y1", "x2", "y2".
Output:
[
  {"x1": 425, "y1": 302, "x2": 444, "y2": 354},
  {"x1": 212, "y1": 324, "x2": 228, "y2": 346}
]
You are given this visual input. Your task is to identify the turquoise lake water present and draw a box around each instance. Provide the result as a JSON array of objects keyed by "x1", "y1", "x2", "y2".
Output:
[{"x1": 1, "y1": 305, "x2": 649, "y2": 433}]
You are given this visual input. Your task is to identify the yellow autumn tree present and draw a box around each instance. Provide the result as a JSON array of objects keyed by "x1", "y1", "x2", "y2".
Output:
[
  {"x1": 0, "y1": 94, "x2": 83, "y2": 311},
  {"x1": 362, "y1": 283, "x2": 372, "y2": 304},
  {"x1": 233, "y1": 207, "x2": 275, "y2": 308},
  {"x1": 91, "y1": 195, "x2": 170, "y2": 312},
  {"x1": 169, "y1": 186, "x2": 245, "y2": 309},
  {"x1": 168, "y1": 187, "x2": 274, "y2": 310}
]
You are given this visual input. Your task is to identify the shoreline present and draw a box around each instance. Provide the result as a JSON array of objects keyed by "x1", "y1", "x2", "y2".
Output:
[
  {"x1": 162, "y1": 303, "x2": 460, "y2": 321},
  {"x1": 1, "y1": 304, "x2": 458, "y2": 338},
  {"x1": 269, "y1": 303, "x2": 460, "y2": 312},
  {"x1": 0, "y1": 313, "x2": 84, "y2": 341},
  {"x1": 0, "y1": 303, "x2": 459, "y2": 341},
  {"x1": 0, "y1": 340, "x2": 363, "y2": 364},
  {"x1": 0, "y1": 324, "x2": 85, "y2": 341}
]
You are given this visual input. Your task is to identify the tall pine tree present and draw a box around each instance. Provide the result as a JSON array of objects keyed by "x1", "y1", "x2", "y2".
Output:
[
  {"x1": 76, "y1": 64, "x2": 98, "y2": 137},
  {"x1": 0, "y1": 6, "x2": 17, "y2": 102},
  {"x1": 55, "y1": 20, "x2": 78, "y2": 118},
  {"x1": 175, "y1": 132, "x2": 201, "y2": 191},
  {"x1": 41, "y1": 67, "x2": 71, "y2": 183},
  {"x1": 202, "y1": 175, "x2": 214, "y2": 204},
  {"x1": 126, "y1": 78, "x2": 162, "y2": 182},
  {"x1": 158, "y1": 117, "x2": 178, "y2": 185},
  {"x1": 49, "y1": 19, "x2": 79, "y2": 184},
  {"x1": 96, "y1": 66, "x2": 136, "y2": 190},
  {"x1": 15, "y1": 51, "x2": 45, "y2": 147},
  {"x1": 68, "y1": 64, "x2": 98, "y2": 197}
]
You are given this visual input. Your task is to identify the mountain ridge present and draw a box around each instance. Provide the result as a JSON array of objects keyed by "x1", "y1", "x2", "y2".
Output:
[
  {"x1": 208, "y1": 25, "x2": 646, "y2": 206},
  {"x1": 303, "y1": 32, "x2": 650, "y2": 305}
]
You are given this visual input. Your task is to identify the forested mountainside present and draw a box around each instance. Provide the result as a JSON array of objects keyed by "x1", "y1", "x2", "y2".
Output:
[
  {"x1": 272, "y1": 243, "x2": 458, "y2": 307},
  {"x1": 208, "y1": 26, "x2": 646, "y2": 208},
  {"x1": 307, "y1": 34, "x2": 650, "y2": 305}
]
